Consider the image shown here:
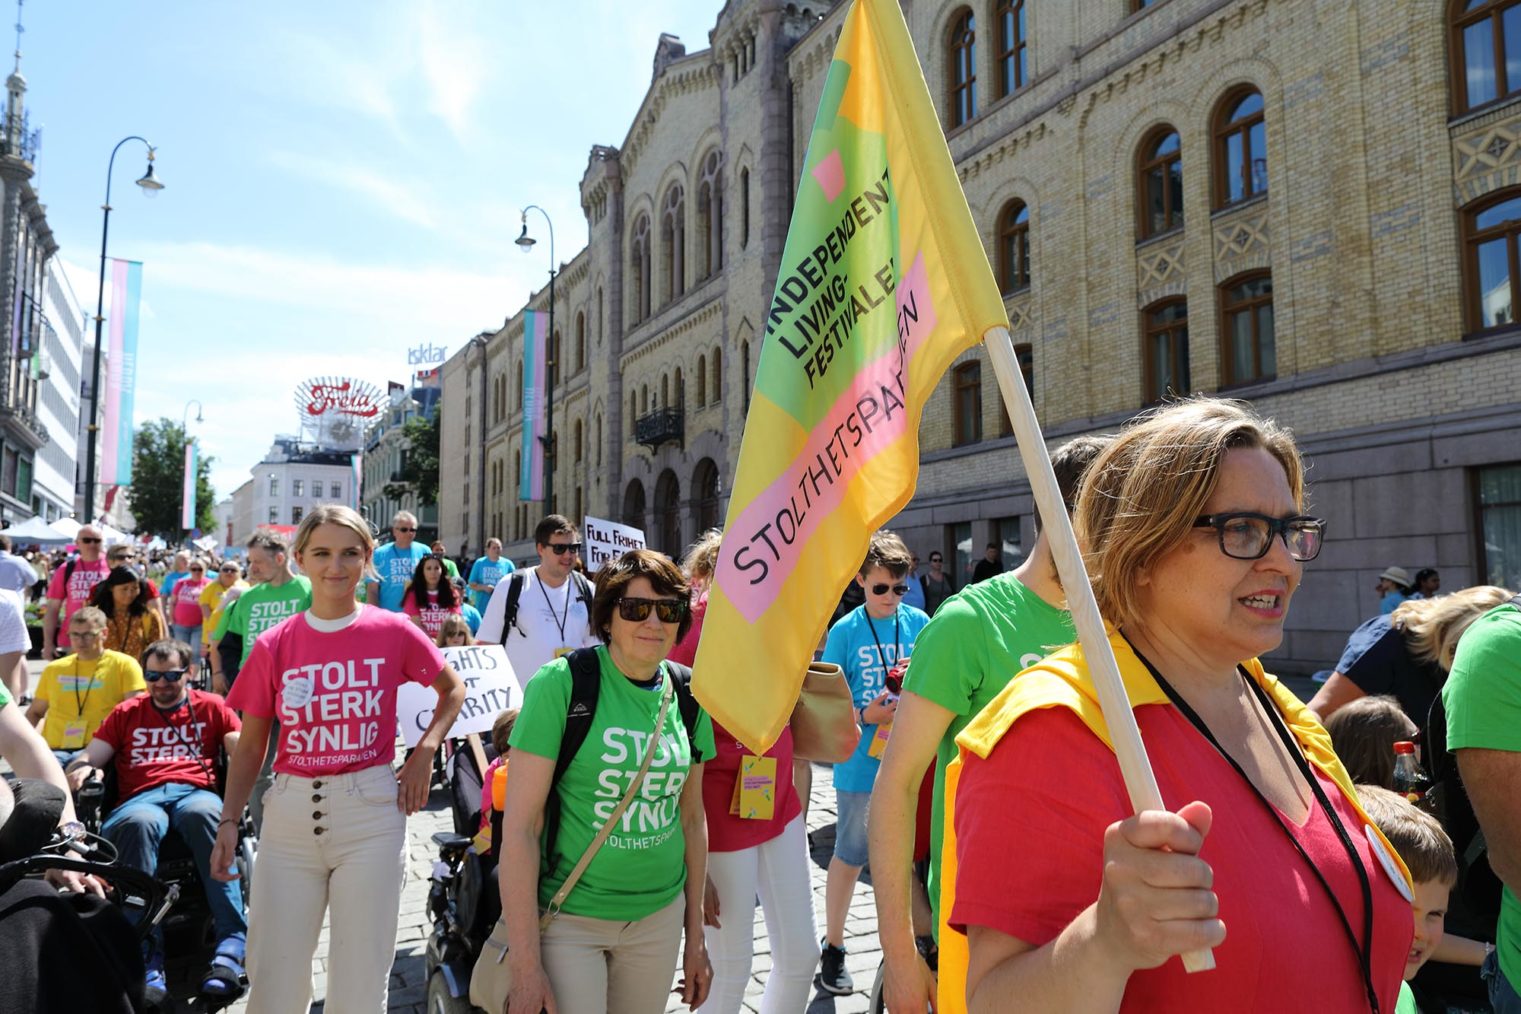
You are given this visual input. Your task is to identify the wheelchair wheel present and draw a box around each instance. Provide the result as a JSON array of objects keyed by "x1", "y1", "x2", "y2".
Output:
[
  {"x1": 869, "y1": 958, "x2": 886, "y2": 1013},
  {"x1": 426, "y1": 969, "x2": 473, "y2": 1014},
  {"x1": 236, "y1": 834, "x2": 256, "y2": 901}
]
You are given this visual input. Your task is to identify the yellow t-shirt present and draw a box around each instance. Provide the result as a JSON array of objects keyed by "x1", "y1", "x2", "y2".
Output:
[
  {"x1": 36, "y1": 650, "x2": 146, "y2": 749},
  {"x1": 200, "y1": 579, "x2": 249, "y2": 647}
]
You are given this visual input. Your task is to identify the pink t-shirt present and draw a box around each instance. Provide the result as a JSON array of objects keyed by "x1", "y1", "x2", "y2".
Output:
[
  {"x1": 227, "y1": 606, "x2": 446, "y2": 776},
  {"x1": 401, "y1": 590, "x2": 461, "y2": 640},
  {"x1": 46, "y1": 558, "x2": 111, "y2": 647},
  {"x1": 172, "y1": 577, "x2": 211, "y2": 626}
]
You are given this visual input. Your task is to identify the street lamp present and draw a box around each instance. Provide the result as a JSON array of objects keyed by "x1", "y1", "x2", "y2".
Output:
[
  {"x1": 82, "y1": 137, "x2": 163, "y2": 523},
  {"x1": 517, "y1": 205, "x2": 556, "y2": 514},
  {"x1": 182, "y1": 399, "x2": 203, "y2": 429}
]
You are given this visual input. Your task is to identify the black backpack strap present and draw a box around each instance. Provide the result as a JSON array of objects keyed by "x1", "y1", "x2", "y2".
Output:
[
  {"x1": 663, "y1": 661, "x2": 705, "y2": 764},
  {"x1": 543, "y1": 647, "x2": 603, "y2": 867},
  {"x1": 571, "y1": 571, "x2": 594, "y2": 609},
  {"x1": 498, "y1": 572, "x2": 527, "y2": 644}
]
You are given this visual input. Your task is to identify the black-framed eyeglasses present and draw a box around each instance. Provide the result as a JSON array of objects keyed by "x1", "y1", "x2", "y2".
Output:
[
  {"x1": 546, "y1": 542, "x2": 583, "y2": 556},
  {"x1": 617, "y1": 597, "x2": 688, "y2": 623},
  {"x1": 871, "y1": 583, "x2": 911, "y2": 596},
  {"x1": 144, "y1": 669, "x2": 187, "y2": 683},
  {"x1": 1192, "y1": 512, "x2": 1326, "y2": 562}
]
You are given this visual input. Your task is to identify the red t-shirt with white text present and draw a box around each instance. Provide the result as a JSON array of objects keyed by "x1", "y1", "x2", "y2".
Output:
[
  {"x1": 46, "y1": 558, "x2": 111, "y2": 647},
  {"x1": 401, "y1": 590, "x2": 461, "y2": 640},
  {"x1": 227, "y1": 606, "x2": 446, "y2": 776},
  {"x1": 93, "y1": 690, "x2": 241, "y2": 802}
]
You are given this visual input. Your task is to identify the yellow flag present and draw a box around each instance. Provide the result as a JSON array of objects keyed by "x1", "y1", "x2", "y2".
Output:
[{"x1": 693, "y1": 0, "x2": 1007, "y2": 751}]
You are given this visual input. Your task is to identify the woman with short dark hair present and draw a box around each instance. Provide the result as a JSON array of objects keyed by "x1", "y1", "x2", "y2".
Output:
[{"x1": 501, "y1": 548, "x2": 715, "y2": 1013}]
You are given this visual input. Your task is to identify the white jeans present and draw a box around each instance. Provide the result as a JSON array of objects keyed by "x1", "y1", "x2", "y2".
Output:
[
  {"x1": 244, "y1": 765, "x2": 407, "y2": 1014},
  {"x1": 698, "y1": 815, "x2": 819, "y2": 1013}
]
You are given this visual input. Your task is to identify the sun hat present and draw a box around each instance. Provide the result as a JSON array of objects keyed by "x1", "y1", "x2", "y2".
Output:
[{"x1": 1378, "y1": 566, "x2": 1412, "y2": 589}]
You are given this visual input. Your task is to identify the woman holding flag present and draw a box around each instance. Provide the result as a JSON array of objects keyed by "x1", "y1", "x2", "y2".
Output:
[{"x1": 945, "y1": 399, "x2": 1415, "y2": 1012}]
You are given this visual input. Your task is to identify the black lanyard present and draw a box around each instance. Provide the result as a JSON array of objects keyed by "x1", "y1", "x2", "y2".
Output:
[
  {"x1": 154, "y1": 697, "x2": 216, "y2": 784},
  {"x1": 71, "y1": 659, "x2": 95, "y2": 717},
  {"x1": 1126, "y1": 639, "x2": 1381, "y2": 1014},
  {"x1": 863, "y1": 610, "x2": 900, "y2": 681},
  {"x1": 537, "y1": 574, "x2": 571, "y2": 644}
]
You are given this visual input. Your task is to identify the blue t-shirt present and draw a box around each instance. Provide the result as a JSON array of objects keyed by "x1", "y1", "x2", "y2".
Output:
[
  {"x1": 462, "y1": 603, "x2": 482, "y2": 635},
  {"x1": 1380, "y1": 590, "x2": 1408, "y2": 615},
  {"x1": 901, "y1": 575, "x2": 927, "y2": 613},
  {"x1": 371, "y1": 542, "x2": 430, "y2": 612},
  {"x1": 822, "y1": 602, "x2": 930, "y2": 792},
  {"x1": 162, "y1": 570, "x2": 189, "y2": 600},
  {"x1": 1335, "y1": 613, "x2": 1443, "y2": 727},
  {"x1": 467, "y1": 556, "x2": 514, "y2": 612}
]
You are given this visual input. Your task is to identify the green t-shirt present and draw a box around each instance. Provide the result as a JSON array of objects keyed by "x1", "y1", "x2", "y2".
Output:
[
  {"x1": 215, "y1": 576, "x2": 314, "y2": 665},
  {"x1": 441, "y1": 558, "x2": 460, "y2": 580},
  {"x1": 0, "y1": 679, "x2": 10, "y2": 708},
  {"x1": 1443, "y1": 601, "x2": 1521, "y2": 989},
  {"x1": 510, "y1": 646, "x2": 716, "y2": 921},
  {"x1": 1394, "y1": 981, "x2": 1417, "y2": 1014},
  {"x1": 900, "y1": 572, "x2": 1074, "y2": 933}
]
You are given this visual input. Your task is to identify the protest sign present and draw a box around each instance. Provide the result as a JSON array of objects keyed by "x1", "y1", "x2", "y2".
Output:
[
  {"x1": 583, "y1": 515, "x2": 645, "y2": 570},
  {"x1": 396, "y1": 643, "x2": 518, "y2": 747}
]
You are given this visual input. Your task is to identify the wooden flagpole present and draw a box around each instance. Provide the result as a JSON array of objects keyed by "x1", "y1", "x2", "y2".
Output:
[{"x1": 985, "y1": 325, "x2": 1215, "y2": 972}]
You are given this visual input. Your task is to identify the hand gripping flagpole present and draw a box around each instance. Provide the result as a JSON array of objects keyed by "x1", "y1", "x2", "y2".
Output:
[{"x1": 985, "y1": 325, "x2": 1215, "y2": 973}]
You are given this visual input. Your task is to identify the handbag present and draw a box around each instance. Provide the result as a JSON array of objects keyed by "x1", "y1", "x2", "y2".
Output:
[
  {"x1": 469, "y1": 673, "x2": 674, "y2": 1011},
  {"x1": 790, "y1": 660, "x2": 862, "y2": 764}
]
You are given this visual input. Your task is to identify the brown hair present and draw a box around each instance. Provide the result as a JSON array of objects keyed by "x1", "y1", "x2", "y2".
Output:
[
  {"x1": 590, "y1": 549, "x2": 693, "y2": 643},
  {"x1": 1392, "y1": 585, "x2": 1514, "y2": 671},
  {"x1": 534, "y1": 514, "x2": 576, "y2": 546},
  {"x1": 1074, "y1": 397, "x2": 1303, "y2": 630},
  {"x1": 142, "y1": 638, "x2": 194, "y2": 669},
  {"x1": 436, "y1": 613, "x2": 473, "y2": 647},
  {"x1": 1357, "y1": 784, "x2": 1458, "y2": 886},
  {"x1": 490, "y1": 708, "x2": 520, "y2": 757},
  {"x1": 1041, "y1": 434, "x2": 1114, "y2": 531},
  {"x1": 246, "y1": 528, "x2": 290, "y2": 556},
  {"x1": 861, "y1": 530, "x2": 912, "y2": 578},
  {"x1": 1324, "y1": 695, "x2": 1418, "y2": 790}
]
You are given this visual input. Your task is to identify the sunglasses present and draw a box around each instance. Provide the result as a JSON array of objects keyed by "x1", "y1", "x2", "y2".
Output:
[
  {"x1": 545, "y1": 542, "x2": 583, "y2": 556},
  {"x1": 928, "y1": 557, "x2": 943, "y2": 563},
  {"x1": 78, "y1": 537, "x2": 102, "y2": 545},
  {"x1": 69, "y1": 629, "x2": 102, "y2": 640},
  {"x1": 870, "y1": 583, "x2": 910, "y2": 596},
  {"x1": 394, "y1": 527, "x2": 417, "y2": 533},
  {"x1": 145, "y1": 669, "x2": 187, "y2": 683},
  {"x1": 616, "y1": 596, "x2": 688, "y2": 623}
]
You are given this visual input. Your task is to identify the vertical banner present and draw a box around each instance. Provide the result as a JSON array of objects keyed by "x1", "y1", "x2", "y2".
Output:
[
  {"x1": 100, "y1": 258, "x2": 142, "y2": 486},
  {"x1": 691, "y1": 0, "x2": 1009, "y2": 752},
  {"x1": 518, "y1": 308, "x2": 546, "y2": 502},
  {"x1": 181, "y1": 440, "x2": 198, "y2": 530}
]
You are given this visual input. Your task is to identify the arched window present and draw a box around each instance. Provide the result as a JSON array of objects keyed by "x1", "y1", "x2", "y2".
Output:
[
  {"x1": 674, "y1": 366, "x2": 685, "y2": 407},
  {"x1": 575, "y1": 311, "x2": 586, "y2": 373},
  {"x1": 712, "y1": 346, "x2": 723, "y2": 402},
  {"x1": 1142, "y1": 299, "x2": 1190, "y2": 403},
  {"x1": 1137, "y1": 127, "x2": 1184, "y2": 240},
  {"x1": 629, "y1": 391, "x2": 637, "y2": 436},
  {"x1": 631, "y1": 214, "x2": 652, "y2": 322},
  {"x1": 550, "y1": 329, "x2": 561, "y2": 387},
  {"x1": 1214, "y1": 88, "x2": 1267, "y2": 208},
  {"x1": 698, "y1": 150, "x2": 723, "y2": 279},
  {"x1": 740, "y1": 167, "x2": 752, "y2": 249},
  {"x1": 662, "y1": 373, "x2": 670, "y2": 408},
  {"x1": 595, "y1": 413, "x2": 603, "y2": 466},
  {"x1": 741, "y1": 339, "x2": 752, "y2": 412},
  {"x1": 1464, "y1": 188, "x2": 1521, "y2": 331},
  {"x1": 513, "y1": 451, "x2": 520, "y2": 499},
  {"x1": 947, "y1": 9, "x2": 977, "y2": 127},
  {"x1": 641, "y1": 383, "x2": 649, "y2": 413},
  {"x1": 515, "y1": 357, "x2": 524, "y2": 412},
  {"x1": 997, "y1": 344, "x2": 1033, "y2": 436},
  {"x1": 1219, "y1": 271, "x2": 1275, "y2": 385},
  {"x1": 953, "y1": 361, "x2": 982, "y2": 445},
  {"x1": 697, "y1": 354, "x2": 707, "y2": 406},
  {"x1": 1452, "y1": 1, "x2": 1521, "y2": 112},
  {"x1": 661, "y1": 184, "x2": 686, "y2": 305},
  {"x1": 623, "y1": 479, "x2": 646, "y2": 529},
  {"x1": 574, "y1": 419, "x2": 583, "y2": 463},
  {"x1": 597, "y1": 287, "x2": 605, "y2": 346},
  {"x1": 997, "y1": 200, "x2": 1031, "y2": 294},
  {"x1": 994, "y1": 0, "x2": 1026, "y2": 99}
]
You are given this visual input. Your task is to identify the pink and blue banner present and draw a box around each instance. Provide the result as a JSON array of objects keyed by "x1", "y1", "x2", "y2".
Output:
[
  {"x1": 518, "y1": 308, "x2": 546, "y2": 502},
  {"x1": 181, "y1": 440, "x2": 197, "y2": 530},
  {"x1": 100, "y1": 258, "x2": 142, "y2": 486}
]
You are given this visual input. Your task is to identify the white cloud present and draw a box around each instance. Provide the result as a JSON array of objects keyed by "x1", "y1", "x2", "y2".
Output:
[
  {"x1": 417, "y1": 0, "x2": 491, "y2": 139},
  {"x1": 266, "y1": 150, "x2": 439, "y2": 230}
]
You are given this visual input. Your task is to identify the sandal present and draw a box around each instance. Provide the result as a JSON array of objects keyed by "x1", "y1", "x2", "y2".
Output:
[{"x1": 199, "y1": 935, "x2": 247, "y2": 1001}]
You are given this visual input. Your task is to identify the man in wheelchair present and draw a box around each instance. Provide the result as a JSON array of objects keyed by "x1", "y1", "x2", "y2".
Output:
[{"x1": 64, "y1": 638, "x2": 246, "y2": 1005}]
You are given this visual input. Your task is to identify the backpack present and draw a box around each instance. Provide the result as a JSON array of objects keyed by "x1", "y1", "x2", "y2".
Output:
[
  {"x1": 496, "y1": 570, "x2": 594, "y2": 644},
  {"x1": 540, "y1": 647, "x2": 703, "y2": 872}
]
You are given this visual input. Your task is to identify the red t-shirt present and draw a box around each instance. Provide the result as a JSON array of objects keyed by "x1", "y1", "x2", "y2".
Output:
[
  {"x1": 667, "y1": 591, "x2": 706, "y2": 667},
  {"x1": 227, "y1": 606, "x2": 445, "y2": 776},
  {"x1": 172, "y1": 577, "x2": 211, "y2": 626},
  {"x1": 401, "y1": 590, "x2": 461, "y2": 639},
  {"x1": 951, "y1": 705, "x2": 1412, "y2": 1012},
  {"x1": 46, "y1": 558, "x2": 111, "y2": 647},
  {"x1": 93, "y1": 690, "x2": 241, "y2": 802},
  {"x1": 702, "y1": 718, "x2": 802, "y2": 853}
]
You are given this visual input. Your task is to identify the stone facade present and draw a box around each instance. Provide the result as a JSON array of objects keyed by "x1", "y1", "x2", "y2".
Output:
[{"x1": 439, "y1": 0, "x2": 1521, "y2": 674}]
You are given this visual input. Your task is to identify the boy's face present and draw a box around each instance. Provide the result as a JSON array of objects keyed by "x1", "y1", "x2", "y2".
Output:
[
  {"x1": 856, "y1": 564, "x2": 907, "y2": 619},
  {"x1": 1406, "y1": 878, "x2": 1451, "y2": 980}
]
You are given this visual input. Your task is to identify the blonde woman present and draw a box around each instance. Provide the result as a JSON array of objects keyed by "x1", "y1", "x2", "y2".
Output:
[
  {"x1": 210, "y1": 505, "x2": 465, "y2": 1013},
  {"x1": 1308, "y1": 585, "x2": 1514, "y2": 727},
  {"x1": 437, "y1": 612, "x2": 474, "y2": 648}
]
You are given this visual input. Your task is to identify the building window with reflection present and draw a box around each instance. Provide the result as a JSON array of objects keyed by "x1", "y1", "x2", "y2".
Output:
[
  {"x1": 1137, "y1": 127, "x2": 1184, "y2": 239},
  {"x1": 1465, "y1": 188, "x2": 1521, "y2": 332},
  {"x1": 1214, "y1": 87, "x2": 1267, "y2": 208},
  {"x1": 1142, "y1": 299, "x2": 1190, "y2": 402},
  {"x1": 997, "y1": 200, "x2": 1031, "y2": 294},
  {"x1": 994, "y1": 0, "x2": 1026, "y2": 99},
  {"x1": 947, "y1": 9, "x2": 977, "y2": 127},
  {"x1": 1219, "y1": 272, "x2": 1274, "y2": 386},
  {"x1": 953, "y1": 361, "x2": 982, "y2": 446},
  {"x1": 1452, "y1": 0, "x2": 1521, "y2": 113}
]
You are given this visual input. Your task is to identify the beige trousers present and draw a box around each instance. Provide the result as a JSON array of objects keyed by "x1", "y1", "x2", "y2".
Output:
[
  {"x1": 244, "y1": 764, "x2": 407, "y2": 1014},
  {"x1": 539, "y1": 892, "x2": 687, "y2": 1014}
]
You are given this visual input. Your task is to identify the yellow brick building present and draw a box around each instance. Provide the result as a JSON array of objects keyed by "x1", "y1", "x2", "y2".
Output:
[{"x1": 440, "y1": 0, "x2": 1521, "y2": 673}]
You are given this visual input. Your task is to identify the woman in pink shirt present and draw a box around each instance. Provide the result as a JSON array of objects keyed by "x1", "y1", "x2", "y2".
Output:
[
  {"x1": 402, "y1": 554, "x2": 462, "y2": 640},
  {"x1": 170, "y1": 558, "x2": 211, "y2": 674},
  {"x1": 211, "y1": 505, "x2": 465, "y2": 1014}
]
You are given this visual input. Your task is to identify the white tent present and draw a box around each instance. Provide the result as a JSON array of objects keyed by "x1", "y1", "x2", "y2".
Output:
[
  {"x1": 48, "y1": 517, "x2": 80, "y2": 540},
  {"x1": 97, "y1": 523, "x2": 131, "y2": 545},
  {"x1": 1, "y1": 516, "x2": 72, "y2": 545}
]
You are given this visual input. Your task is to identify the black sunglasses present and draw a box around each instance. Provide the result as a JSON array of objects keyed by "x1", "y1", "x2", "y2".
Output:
[
  {"x1": 617, "y1": 597, "x2": 688, "y2": 623},
  {"x1": 145, "y1": 669, "x2": 187, "y2": 683},
  {"x1": 871, "y1": 583, "x2": 910, "y2": 596},
  {"x1": 78, "y1": 537, "x2": 102, "y2": 544},
  {"x1": 394, "y1": 526, "x2": 417, "y2": 533},
  {"x1": 928, "y1": 556, "x2": 943, "y2": 563},
  {"x1": 545, "y1": 542, "x2": 583, "y2": 556},
  {"x1": 1192, "y1": 512, "x2": 1326, "y2": 562}
]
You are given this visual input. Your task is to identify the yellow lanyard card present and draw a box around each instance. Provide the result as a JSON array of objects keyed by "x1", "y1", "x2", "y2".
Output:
[{"x1": 729, "y1": 755, "x2": 778, "y2": 820}]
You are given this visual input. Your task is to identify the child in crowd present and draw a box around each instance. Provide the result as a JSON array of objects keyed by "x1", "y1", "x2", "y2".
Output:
[
  {"x1": 478, "y1": 708, "x2": 517, "y2": 838},
  {"x1": 1325, "y1": 695, "x2": 1419, "y2": 789},
  {"x1": 437, "y1": 613, "x2": 474, "y2": 648},
  {"x1": 817, "y1": 529, "x2": 929, "y2": 995}
]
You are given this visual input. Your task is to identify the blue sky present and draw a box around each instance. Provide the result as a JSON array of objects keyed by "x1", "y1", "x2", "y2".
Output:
[{"x1": 24, "y1": 1, "x2": 720, "y2": 501}]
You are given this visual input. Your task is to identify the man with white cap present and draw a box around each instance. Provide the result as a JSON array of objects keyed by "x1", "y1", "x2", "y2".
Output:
[{"x1": 1377, "y1": 565, "x2": 1413, "y2": 615}]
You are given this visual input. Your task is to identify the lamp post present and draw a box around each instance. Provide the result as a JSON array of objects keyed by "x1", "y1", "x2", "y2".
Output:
[
  {"x1": 182, "y1": 399, "x2": 203, "y2": 430},
  {"x1": 82, "y1": 137, "x2": 163, "y2": 523},
  {"x1": 516, "y1": 205, "x2": 556, "y2": 514}
]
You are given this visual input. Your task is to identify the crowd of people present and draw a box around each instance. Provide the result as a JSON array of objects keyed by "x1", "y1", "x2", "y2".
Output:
[{"x1": 0, "y1": 395, "x2": 1518, "y2": 1014}]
